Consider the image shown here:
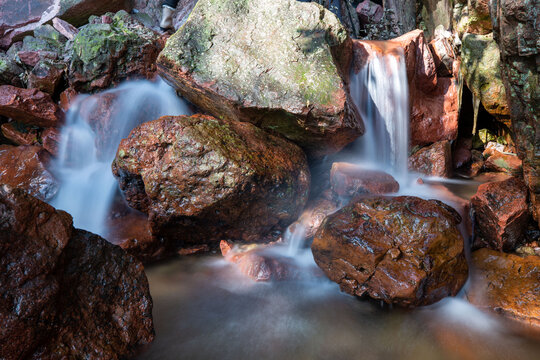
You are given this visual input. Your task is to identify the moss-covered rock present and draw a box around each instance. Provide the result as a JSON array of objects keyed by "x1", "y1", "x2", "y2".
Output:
[
  {"x1": 68, "y1": 10, "x2": 160, "y2": 91},
  {"x1": 157, "y1": 0, "x2": 363, "y2": 159},
  {"x1": 112, "y1": 114, "x2": 310, "y2": 257},
  {"x1": 0, "y1": 51, "x2": 23, "y2": 86},
  {"x1": 461, "y1": 33, "x2": 510, "y2": 123}
]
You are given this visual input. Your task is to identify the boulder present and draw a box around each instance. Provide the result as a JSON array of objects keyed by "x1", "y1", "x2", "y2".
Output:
[
  {"x1": 356, "y1": 0, "x2": 383, "y2": 24},
  {"x1": 466, "y1": 249, "x2": 540, "y2": 333},
  {"x1": 461, "y1": 33, "x2": 510, "y2": 124},
  {"x1": 220, "y1": 240, "x2": 303, "y2": 281},
  {"x1": 0, "y1": 0, "x2": 133, "y2": 49},
  {"x1": 353, "y1": 30, "x2": 459, "y2": 146},
  {"x1": 27, "y1": 60, "x2": 65, "y2": 95},
  {"x1": 312, "y1": 196, "x2": 468, "y2": 307},
  {"x1": 490, "y1": 0, "x2": 540, "y2": 227},
  {"x1": 0, "y1": 85, "x2": 62, "y2": 127},
  {"x1": 471, "y1": 176, "x2": 529, "y2": 251},
  {"x1": 409, "y1": 140, "x2": 453, "y2": 177},
  {"x1": 484, "y1": 151, "x2": 522, "y2": 175},
  {"x1": 112, "y1": 114, "x2": 310, "y2": 252},
  {"x1": 291, "y1": 194, "x2": 339, "y2": 240},
  {"x1": 330, "y1": 162, "x2": 399, "y2": 197},
  {"x1": 0, "y1": 145, "x2": 58, "y2": 201},
  {"x1": 0, "y1": 186, "x2": 154, "y2": 359},
  {"x1": 68, "y1": 11, "x2": 161, "y2": 92},
  {"x1": 157, "y1": 0, "x2": 363, "y2": 159}
]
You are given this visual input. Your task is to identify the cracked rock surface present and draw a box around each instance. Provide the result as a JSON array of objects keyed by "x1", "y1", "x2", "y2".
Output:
[
  {"x1": 311, "y1": 195, "x2": 468, "y2": 307},
  {"x1": 157, "y1": 0, "x2": 363, "y2": 159}
]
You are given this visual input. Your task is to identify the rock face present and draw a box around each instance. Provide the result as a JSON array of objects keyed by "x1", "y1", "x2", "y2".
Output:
[
  {"x1": 68, "y1": 11, "x2": 161, "y2": 92},
  {"x1": 157, "y1": 0, "x2": 363, "y2": 159},
  {"x1": 113, "y1": 114, "x2": 310, "y2": 251},
  {"x1": 471, "y1": 176, "x2": 529, "y2": 251},
  {"x1": 0, "y1": 85, "x2": 62, "y2": 127},
  {"x1": 0, "y1": 145, "x2": 58, "y2": 201},
  {"x1": 312, "y1": 196, "x2": 468, "y2": 307},
  {"x1": 461, "y1": 33, "x2": 510, "y2": 123},
  {"x1": 467, "y1": 249, "x2": 540, "y2": 332},
  {"x1": 353, "y1": 30, "x2": 459, "y2": 146},
  {"x1": 0, "y1": 186, "x2": 154, "y2": 360},
  {"x1": 0, "y1": 0, "x2": 133, "y2": 49},
  {"x1": 409, "y1": 140, "x2": 452, "y2": 177},
  {"x1": 490, "y1": 0, "x2": 540, "y2": 227},
  {"x1": 330, "y1": 162, "x2": 399, "y2": 197}
]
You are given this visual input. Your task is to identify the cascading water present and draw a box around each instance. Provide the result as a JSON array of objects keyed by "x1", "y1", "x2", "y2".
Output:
[
  {"x1": 51, "y1": 79, "x2": 191, "y2": 237},
  {"x1": 349, "y1": 50, "x2": 410, "y2": 183}
]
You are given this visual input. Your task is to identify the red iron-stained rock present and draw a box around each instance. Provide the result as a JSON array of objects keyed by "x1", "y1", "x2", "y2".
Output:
[
  {"x1": 330, "y1": 162, "x2": 399, "y2": 197},
  {"x1": 409, "y1": 141, "x2": 453, "y2": 178},
  {"x1": 0, "y1": 85, "x2": 62, "y2": 127}
]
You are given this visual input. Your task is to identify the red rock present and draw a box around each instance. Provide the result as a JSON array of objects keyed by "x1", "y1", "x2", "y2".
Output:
[
  {"x1": 0, "y1": 85, "x2": 61, "y2": 127},
  {"x1": 52, "y1": 17, "x2": 78, "y2": 40},
  {"x1": 291, "y1": 195, "x2": 339, "y2": 240},
  {"x1": 40, "y1": 127, "x2": 61, "y2": 155},
  {"x1": 409, "y1": 140, "x2": 453, "y2": 177},
  {"x1": 220, "y1": 240, "x2": 302, "y2": 281},
  {"x1": 312, "y1": 196, "x2": 468, "y2": 307},
  {"x1": 484, "y1": 151, "x2": 523, "y2": 176},
  {"x1": 0, "y1": 145, "x2": 58, "y2": 201},
  {"x1": 58, "y1": 87, "x2": 79, "y2": 112},
  {"x1": 356, "y1": 0, "x2": 383, "y2": 24},
  {"x1": 0, "y1": 187, "x2": 154, "y2": 359},
  {"x1": 112, "y1": 114, "x2": 310, "y2": 250},
  {"x1": 17, "y1": 50, "x2": 41, "y2": 67},
  {"x1": 466, "y1": 249, "x2": 540, "y2": 334},
  {"x1": 27, "y1": 61, "x2": 65, "y2": 95},
  {"x1": 353, "y1": 30, "x2": 459, "y2": 146},
  {"x1": 330, "y1": 162, "x2": 399, "y2": 197},
  {"x1": 429, "y1": 35, "x2": 455, "y2": 77},
  {"x1": 177, "y1": 244, "x2": 209, "y2": 256},
  {"x1": 453, "y1": 137, "x2": 472, "y2": 169},
  {"x1": 471, "y1": 176, "x2": 529, "y2": 251},
  {"x1": 0, "y1": 122, "x2": 39, "y2": 146}
]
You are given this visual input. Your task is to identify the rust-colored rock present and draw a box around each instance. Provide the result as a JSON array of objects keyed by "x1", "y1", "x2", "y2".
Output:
[
  {"x1": 113, "y1": 114, "x2": 310, "y2": 251},
  {"x1": 157, "y1": 0, "x2": 363, "y2": 159},
  {"x1": 0, "y1": 186, "x2": 154, "y2": 360},
  {"x1": 312, "y1": 196, "x2": 468, "y2": 307},
  {"x1": 290, "y1": 194, "x2": 339, "y2": 240},
  {"x1": 484, "y1": 151, "x2": 523, "y2": 175},
  {"x1": 0, "y1": 85, "x2": 61, "y2": 127},
  {"x1": 27, "y1": 61, "x2": 65, "y2": 95},
  {"x1": 353, "y1": 30, "x2": 459, "y2": 146},
  {"x1": 40, "y1": 127, "x2": 60, "y2": 155},
  {"x1": 429, "y1": 35, "x2": 455, "y2": 77},
  {"x1": 220, "y1": 240, "x2": 303, "y2": 281},
  {"x1": 0, "y1": 145, "x2": 57, "y2": 201},
  {"x1": 471, "y1": 176, "x2": 529, "y2": 251},
  {"x1": 59, "y1": 87, "x2": 79, "y2": 112},
  {"x1": 466, "y1": 249, "x2": 540, "y2": 333},
  {"x1": 409, "y1": 141, "x2": 453, "y2": 177},
  {"x1": 330, "y1": 162, "x2": 399, "y2": 197},
  {"x1": 1, "y1": 122, "x2": 39, "y2": 146}
]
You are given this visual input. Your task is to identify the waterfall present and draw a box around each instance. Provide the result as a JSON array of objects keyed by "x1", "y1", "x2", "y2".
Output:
[
  {"x1": 349, "y1": 51, "x2": 410, "y2": 183},
  {"x1": 51, "y1": 79, "x2": 191, "y2": 237}
]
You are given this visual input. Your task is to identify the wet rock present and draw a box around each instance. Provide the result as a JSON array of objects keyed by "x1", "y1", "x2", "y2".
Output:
[
  {"x1": 0, "y1": 0, "x2": 133, "y2": 49},
  {"x1": 484, "y1": 151, "x2": 522, "y2": 176},
  {"x1": 40, "y1": 127, "x2": 61, "y2": 155},
  {"x1": 312, "y1": 196, "x2": 468, "y2": 307},
  {"x1": 290, "y1": 193, "x2": 339, "y2": 240},
  {"x1": 490, "y1": 0, "x2": 540, "y2": 227},
  {"x1": 157, "y1": 0, "x2": 363, "y2": 159},
  {"x1": 353, "y1": 30, "x2": 459, "y2": 146},
  {"x1": 58, "y1": 87, "x2": 79, "y2": 112},
  {"x1": 466, "y1": 249, "x2": 540, "y2": 333},
  {"x1": 0, "y1": 187, "x2": 154, "y2": 359},
  {"x1": 0, "y1": 51, "x2": 24, "y2": 86},
  {"x1": 0, "y1": 85, "x2": 62, "y2": 127},
  {"x1": 409, "y1": 141, "x2": 453, "y2": 177},
  {"x1": 461, "y1": 33, "x2": 510, "y2": 123},
  {"x1": 0, "y1": 122, "x2": 39, "y2": 146},
  {"x1": 356, "y1": 0, "x2": 383, "y2": 24},
  {"x1": 113, "y1": 114, "x2": 310, "y2": 252},
  {"x1": 330, "y1": 162, "x2": 399, "y2": 197},
  {"x1": 68, "y1": 11, "x2": 161, "y2": 92},
  {"x1": 0, "y1": 145, "x2": 58, "y2": 201},
  {"x1": 471, "y1": 176, "x2": 529, "y2": 251},
  {"x1": 27, "y1": 60, "x2": 65, "y2": 95},
  {"x1": 220, "y1": 240, "x2": 303, "y2": 281}
]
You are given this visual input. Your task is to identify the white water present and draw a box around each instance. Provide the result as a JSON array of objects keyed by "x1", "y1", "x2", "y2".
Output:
[{"x1": 51, "y1": 79, "x2": 191, "y2": 237}]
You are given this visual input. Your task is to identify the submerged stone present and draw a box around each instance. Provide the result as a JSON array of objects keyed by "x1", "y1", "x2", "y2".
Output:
[
  {"x1": 157, "y1": 0, "x2": 363, "y2": 159},
  {"x1": 112, "y1": 114, "x2": 310, "y2": 254}
]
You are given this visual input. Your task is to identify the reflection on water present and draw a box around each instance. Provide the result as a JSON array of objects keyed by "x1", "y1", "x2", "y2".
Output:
[{"x1": 139, "y1": 256, "x2": 540, "y2": 360}]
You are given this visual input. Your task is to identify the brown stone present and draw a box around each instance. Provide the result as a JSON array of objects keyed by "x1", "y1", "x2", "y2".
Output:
[
  {"x1": 312, "y1": 196, "x2": 468, "y2": 307},
  {"x1": 290, "y1": 195, "x2": 339, "y2": 240},
  {"x1": 429, "y1": 35, "x2": 455, "y2": 77},
  {"x1": 112, "y1": 114, "x2": 310, "y2": 252},
  {"x1": 40, "y1": 127, "x2": 61, "y2": 155},
  {"x1": 0, "y1": 122, "x2": 39, "y2": 146},
  {"x1": 330, "y1": 162, "x2": 399, "y2": 197},
  {"x1": 0, "y1": 187, "x2": 154, "y2": 359},
  {"x1": 27, "y1": 61, "x2": 65, "y2": 95},
  {"x1": 356, "y1": 0, "x2": 383, "y2": 24},
  {"x1": 409, "y1": 141, "x2": 453, "y2": 177},
  {"x1": 0, "y1": 145, "x2": 57, "y2": 201},
  {"x1": 471, "y1": 176, "x2": 529, "y2": 251},
  {"x1": 59, "y1": 87, "x2": 79, "y2": 112},
  {"x1": 466, "y1": 249, "x2": 540, "y2": 333},
  {"x1": 484, "y1": 151, "x2": 523, "y2": 175},
  {"x1": 453, "y1": 137, "x2": 472, "y2": 169},
  {"x1": 0, "y1": 85, "x2": 61, "y2": 127}
]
